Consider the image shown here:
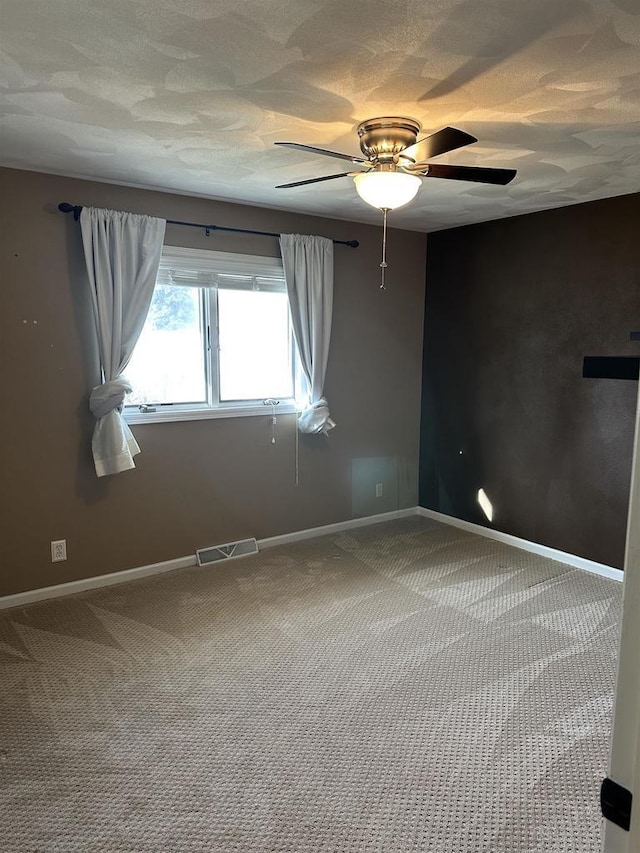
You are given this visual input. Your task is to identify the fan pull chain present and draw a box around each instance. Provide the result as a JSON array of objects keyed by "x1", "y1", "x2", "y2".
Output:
[{"x1": 380, "y1": 208, "x2": 388, "y2": 290}]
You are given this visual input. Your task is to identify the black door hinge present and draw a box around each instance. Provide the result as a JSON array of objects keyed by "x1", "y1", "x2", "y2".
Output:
[{"x1": 601, "y1": 777, "x2": 632, "y2": 831}]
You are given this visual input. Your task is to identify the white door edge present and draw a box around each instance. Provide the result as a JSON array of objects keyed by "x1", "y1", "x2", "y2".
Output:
[{"x1": 604, "y1": 383, "x2": 640, "y2": 852}]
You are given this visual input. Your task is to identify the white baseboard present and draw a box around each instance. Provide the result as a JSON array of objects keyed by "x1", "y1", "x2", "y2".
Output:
[
  {"x1": 0, "y1": 505, "x2": 622, "y2": 611},
  {"x1": 0, "y1": 508, "x2": 416, "y2": 611},
  {"x1": 0, "y1": 555, "x2": 198, "y2": 611},
  {"x1": 417, "y1": 506, "x2": 623, "y2": 583},
  {"x1": 258, "y1": 508, "x2": 417, "y2": 549}
]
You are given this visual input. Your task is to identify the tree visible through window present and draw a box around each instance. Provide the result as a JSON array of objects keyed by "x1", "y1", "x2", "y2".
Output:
[
  {"x1": 148, "y1": 285, "x2": 197, "y2": 331},
  {"x1": 126, "y1": 285, "x2": 206, "y2": 406},
  {"x1": 124, "y1": 248, "x2": 296, "y2": 416}
]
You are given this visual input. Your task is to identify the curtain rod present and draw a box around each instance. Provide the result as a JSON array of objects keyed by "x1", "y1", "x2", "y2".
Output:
[{"x1": 57, "y1": 203, "x2": 359, "y2": 248}]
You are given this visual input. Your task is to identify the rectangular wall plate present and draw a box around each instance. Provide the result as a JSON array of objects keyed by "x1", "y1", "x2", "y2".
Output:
[{"x1": 51, "y1": 540, "x2": 67, "y2": 562}]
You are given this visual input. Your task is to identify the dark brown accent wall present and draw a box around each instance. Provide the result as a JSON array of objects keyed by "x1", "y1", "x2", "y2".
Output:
[
  {"x1": 0, "y1": 168, "x2": 427, "y2": 597},
  {"x1": 420, "y1": 193, "x2": 640, "y2": 569}
]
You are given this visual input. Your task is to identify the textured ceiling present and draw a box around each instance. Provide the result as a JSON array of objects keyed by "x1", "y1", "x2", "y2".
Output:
[{"x1": 1, "y1": 0, "x2": 639, "y2": 232}]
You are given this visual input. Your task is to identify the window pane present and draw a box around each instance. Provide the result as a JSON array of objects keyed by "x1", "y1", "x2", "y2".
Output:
[
  {"x1": 126, "y1": 285, "x2": 207, "y2": 405},
  {"x1": 218, "y1": 289, "x2": 293, "y2": 401}
]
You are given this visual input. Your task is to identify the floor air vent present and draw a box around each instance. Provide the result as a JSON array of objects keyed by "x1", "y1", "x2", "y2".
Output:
[{"x1": 196, "y1": 538, "x2": 258, "y2": 566}]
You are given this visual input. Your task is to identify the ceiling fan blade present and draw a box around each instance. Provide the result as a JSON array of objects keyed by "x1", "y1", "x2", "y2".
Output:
[
  {"x1": 400, "y1": 127, "x2": 477, "y2": 163},
  {"x1": 422, "y1": 163, "x2": 517, "y2": 185},
  {"x1": 275, "y1": 142, "x2": 366, "y2": 164},
  {"x1": 276, "y1": 171, "x2": 358, "y2": 189}
]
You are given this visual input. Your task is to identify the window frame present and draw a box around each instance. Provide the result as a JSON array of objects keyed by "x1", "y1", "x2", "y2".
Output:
[{"x1": 124, "y1": 246, "x2": 299, "y2": 425}]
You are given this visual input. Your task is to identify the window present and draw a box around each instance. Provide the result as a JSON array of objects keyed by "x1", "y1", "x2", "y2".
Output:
[{"x1": 125, "y1": 247, "x2": 297, "y2": 423}]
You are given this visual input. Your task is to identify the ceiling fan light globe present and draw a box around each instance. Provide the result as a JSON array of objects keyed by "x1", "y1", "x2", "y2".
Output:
[{"x1": 353, "y1": 171, "x2": 421, "y2": 210}]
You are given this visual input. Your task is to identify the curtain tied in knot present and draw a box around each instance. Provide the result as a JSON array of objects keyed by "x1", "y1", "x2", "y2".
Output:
[
  {"x1": 298, "y1": 397, "x2": 336, "y2": 435},
  {"x1": 89, "y1": 379, "x2": 134, "y2": 420},
  {"x1": 279, "y1": 233, "x2": 335, "y2": 442},
  {"x1": 80, "y1": 206, "x2": 166, "y2": 477}
]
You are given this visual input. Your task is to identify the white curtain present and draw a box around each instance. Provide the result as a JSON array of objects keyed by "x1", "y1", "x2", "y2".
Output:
[
  {"x1": 80, "y1": 207, "x2": 166, "y2": 477},
  {"x1": 279, "y1": 233, "x2": 335, "y2": 434}
]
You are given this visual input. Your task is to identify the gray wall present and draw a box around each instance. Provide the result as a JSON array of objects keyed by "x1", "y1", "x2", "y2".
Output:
[
  {"x1": 420, "y1": 193, "x2": 640, "y2": 569},
  {"x1": 0, "y1": 168, "x2": 427, "y2": 596}
]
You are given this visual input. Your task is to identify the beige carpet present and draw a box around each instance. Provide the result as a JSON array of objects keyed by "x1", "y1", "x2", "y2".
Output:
[{"x1": 0, "y1": 517, "x2": 621, "y2": 852}]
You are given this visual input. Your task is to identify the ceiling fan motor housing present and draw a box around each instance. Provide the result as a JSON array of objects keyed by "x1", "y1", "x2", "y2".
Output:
[
  {"x1": 356, "y1": 117, "x2": 421, "y2": 162},
  {"x1": 274, "y1": 119, "x2": 515, "y2": 189}
]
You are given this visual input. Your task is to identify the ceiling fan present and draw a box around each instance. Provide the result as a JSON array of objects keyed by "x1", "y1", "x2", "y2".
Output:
[
  {"x1": 275, "y1": 117, "x2": 517, "y2": 289},
  {"x1": 275, "y1": 116, "x2": 516, "y2": 207}
]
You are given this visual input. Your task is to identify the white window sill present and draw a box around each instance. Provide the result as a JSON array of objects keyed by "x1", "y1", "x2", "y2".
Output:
[{"x1": 124, "y1": 402, "x2": 298, "y2": 425}]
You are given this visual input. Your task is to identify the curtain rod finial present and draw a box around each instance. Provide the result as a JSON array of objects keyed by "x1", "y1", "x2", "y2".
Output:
[{"x1": 58, "y1": 203, "x2": 82, "y2": 221}]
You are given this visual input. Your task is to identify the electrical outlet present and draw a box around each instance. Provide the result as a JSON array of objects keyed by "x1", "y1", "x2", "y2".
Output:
[
  {"x1": 375, "y1": 482, "x2": 384, "y2": 498},
  {"x1": 51, "y1": 539, "x2": 67, "y2": 562}
]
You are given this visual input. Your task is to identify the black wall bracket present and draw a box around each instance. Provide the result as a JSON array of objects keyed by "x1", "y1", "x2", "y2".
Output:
[
  {"x1": 583, "y1": 333, "x2": 640, "y2": 381},
  {"x1": 583, "y1": 356, "x2": 640, "y2": 381},
  {"x1": 601, "y1": 777, "x2": 632, "y2": 831}
]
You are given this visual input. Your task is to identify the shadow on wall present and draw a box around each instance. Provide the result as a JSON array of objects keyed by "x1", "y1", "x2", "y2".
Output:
[{"x1": 351, "y1": 456, "x2": 415, "y2": 517}]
